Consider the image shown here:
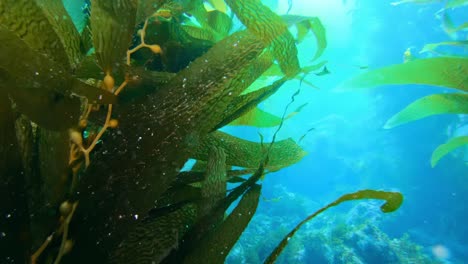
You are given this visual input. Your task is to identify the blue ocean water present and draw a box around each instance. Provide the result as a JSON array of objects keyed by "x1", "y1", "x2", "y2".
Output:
[{"x1": 223, "y1": 1, "x2": 468, "y2": 263}]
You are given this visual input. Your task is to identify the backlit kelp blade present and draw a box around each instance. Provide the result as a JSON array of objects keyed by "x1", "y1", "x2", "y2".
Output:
[
  {"x1": 384, "y1": 93, "x2": 468, "y2": 129},
  {"x1": 193, "y1": 131, "x2": 307, "y2": 171},
  {"x1": 338, "y1": 57, "x2": 468, "y2": 92},
  {"x1": 0, "y1": 0, "x2": 71, "y2": 69},
  {"x1": 431, "y1": 136, "x2": 468, "y2": 167},
  {"x1": 264, "y1": 190, "x2": 404, "y2": 264},
  {"x1": 282, "y1": 15, "x2": 327, "y2": 61},
  {"x1": 225, "y1": 0, "x2": 301, "y2": 78},
  {"x1": 229, "y1": 107, "x2": 283, "y2": 127},
  {"x1": 214, "y1": 78, "x2": 286, "y2": 130},
  {"x1": 420, "y1": 41, "x2": 468, "y2": 54},
  {"x1": 446, "y1": 0, "x2": 468, "y2": 8},
  {"x1": 90, "y1": 0, "x2": 137, "y2": 73}
]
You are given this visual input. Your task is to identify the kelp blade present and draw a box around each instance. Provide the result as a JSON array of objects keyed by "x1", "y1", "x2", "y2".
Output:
[
  {"x1": 91, "y1": 0, "x2": 137, "y2": 72},
  {"x1": 264, "y1": 190, "x2": 403, "y2": 264},
  {"x1": 229, "y1": 107, "x2": 283, "y2": 128},
  {"x1": 0, "y1": 0, "x2": 71, "y2": 69},
  {"x1": 193, "y1": 131, "x2": 307, "y2": 171},
  {"x1": 384, "y1": 93, "x2": 468, "y2": 129},
  {"x1": 431, "y1": 136, "x2": 468, "y2": 167},
  {"x1": 184, "y1": 185, "x2": 261, "y2": 263},
  {"x1": 338, "y1": 57, "x2": 468, "y2": 92},
  {"x1": 225, "y1": 0, "x2": 301, "y2": 77}
]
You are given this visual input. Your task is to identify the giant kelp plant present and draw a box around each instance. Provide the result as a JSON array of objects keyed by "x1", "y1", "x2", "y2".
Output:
[{"x1": 0, "y1": 1, "x2": 403, "y2": 263}]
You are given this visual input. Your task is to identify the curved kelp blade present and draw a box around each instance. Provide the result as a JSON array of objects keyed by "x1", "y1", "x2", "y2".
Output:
[
  {"x1": 431, "y1": 136, "x2": 468, "y2": 167},
  {"x1": 229, "y1": 107, "x2": 283, "y2": 128},
  {"x1": 264, "y1": 190, "x2": 404, "y2": 264},
  {"x1": 193, "y1": 131, "x2": 307, "y2": 171},
  {"x1": 91, "y1": 0, "x2": 137, "y2": 72},
  {"x1": 36, "y1": 0, "x2": 83, "y2": 69},
  {"x1": 282, "y1": 15, "x2": 327, "y2": 61},
  {"x1": 384, "y1": 93, "x2": 468, "y2": 129},
  {"x1": 420, "y1": 41, "x2": 468, "y2": 54},
  {"x1": 214, "y1": 78, "x2": 286, "y2": 131},
  {"x1": 136, "y1": 0, "x2": 167, "y2": 24},
  {"x1": 338, "y1": 57, "x2": 468, "y2": 92},
  {"x1": 184, "y1": 185, "x2": 261, "y2": 263},
  {"x1": 0, "y1": 0, "x2": 71, "y2": 70},
  {"x1": 183, "y1": 10, "x2": 233, "y2": 43},
  {"x1": 225, "y1": 0, "x2": 301, "y2": 78}
]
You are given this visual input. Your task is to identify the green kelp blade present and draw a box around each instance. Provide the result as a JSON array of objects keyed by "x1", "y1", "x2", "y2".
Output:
[
  {"x1": 384, "y1": 93, "x2": 468, "y2": 129},
  {"x1": 282, "y1": 15, "x2": 327, "y2": 61},
  {"x1": 224, "y1": 0, "x2": 300, "y2": 78},
  {"x1": 264, "y1": 190, "x2": 404, "y2": 264},
  {"x1": 91, "y1": 0, "x2": 137, "y2": 72},
  {"x1": 36, "y1": 0, "x2": 83, "y2": 69},
  {"x1": 338, "y1": 57, "x2": 468, "y2": 92},
  {"x1": 214, "y1": 78, "x2": 286, "y2": 131},
  {"x1": 193, "y1": 131, "x2": 307, "y2": 171},
  {"x1": 431, "y1": 136, "x2": 468, "y2": 167},
  {"x1": 446, "y1": 0, "x2": 468, "y2": 8},
  {"x1": 229, "y1": 107, "x2": 283, "y2": 127},
  {"x1": 390, "y1": 0, "x2": 442, "y2": 5},
  {"x1": 0, "y1": 0, "x2": 71, "y2": 70},
  {"x1": 420, "y1": 41, "x2": 468, "y2": 54},
  {"x1": 184, "y1": 185, "x2": 261, "y2": 264}
]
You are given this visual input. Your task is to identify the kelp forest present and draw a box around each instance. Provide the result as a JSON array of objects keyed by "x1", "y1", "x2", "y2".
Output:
[{"x1": 0, "y1": 0, "x2": 466, "y2": 263}]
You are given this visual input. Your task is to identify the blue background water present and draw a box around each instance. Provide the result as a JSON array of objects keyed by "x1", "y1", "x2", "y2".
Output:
[{"x1": 222, "y1": 0, "x2": 468, "y2": 263}]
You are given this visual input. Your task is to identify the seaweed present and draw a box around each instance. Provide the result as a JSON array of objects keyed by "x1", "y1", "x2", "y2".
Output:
[
  {"x1": 0, "y1": 1, "x2": 405, "y2": 263},
  {"x1": 265, "y1": 190, "x2": 404, "y2": 264}
]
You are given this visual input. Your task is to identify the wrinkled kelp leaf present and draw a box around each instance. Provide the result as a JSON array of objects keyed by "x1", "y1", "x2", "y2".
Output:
[
  {"x1": 431, "y1": 136, "x2": 468, "y2": 167},
  {"x1": 0, "y1": 0, "x2": 71, "y2": 69},
  {"x1": 163, "y1": 163, "x2": 266, "y2": 263},
  {"x1": 229, "y1": 107, "x2": 283, "y2": 127},
  {"x1": 110, "y1": 204, "x2": 198, "y2": 264},
  {"x1": 225, "y1": 0, "x2": 300, "y2": 77},
  {"x1": 0, "y1": 26, "x2": 116, "y2": 129},
  {"x1": 282, "y1": 15, "x2": 327, "y2": 61},
  {"x1": 184, "y1": 184, "x2": 261, "y2": 263},
  {"x1": 183, "y1": 10, "x2": 233, "y2": 43},
  {"x1": 384, "y1": 93, "x2": 468, "y2": 128},
  {"x1": 339, "y1": 57, "x2": 468, "y2": 92},
  {"x1": 265, "y1": 190, "x2": 404, "y2": 264},
  {"x1": 199, "y1": 146, "x2": 227, "y2": 217},
  {"x1": 91, "y1": 0, "x2": 137, "y2": 72},
  {"x1": 36, "y1": 0, "x2": 83, "y2": 68},
  {"x1": 193, "y1": 131, "x2": 306, "y2": 171},
  {"x1": 420, "y1": 41, "x2": 468, "y2": 54}
]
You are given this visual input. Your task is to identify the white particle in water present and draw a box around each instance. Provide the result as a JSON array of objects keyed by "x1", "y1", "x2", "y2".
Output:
[
  {"x1": 1, "y1": 232, "x2": 6, "y2": 237},
  {"x1": 134, "y1": 214, "x2": 139, "y2": 220},
  {"x1": 6, "y1": 214, "x2": 11, "y2": 219}
]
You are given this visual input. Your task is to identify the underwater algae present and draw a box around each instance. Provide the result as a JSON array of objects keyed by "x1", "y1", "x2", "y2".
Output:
[{"x1": 0, "y1": 0, "x2": 405, "y2": 263}]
